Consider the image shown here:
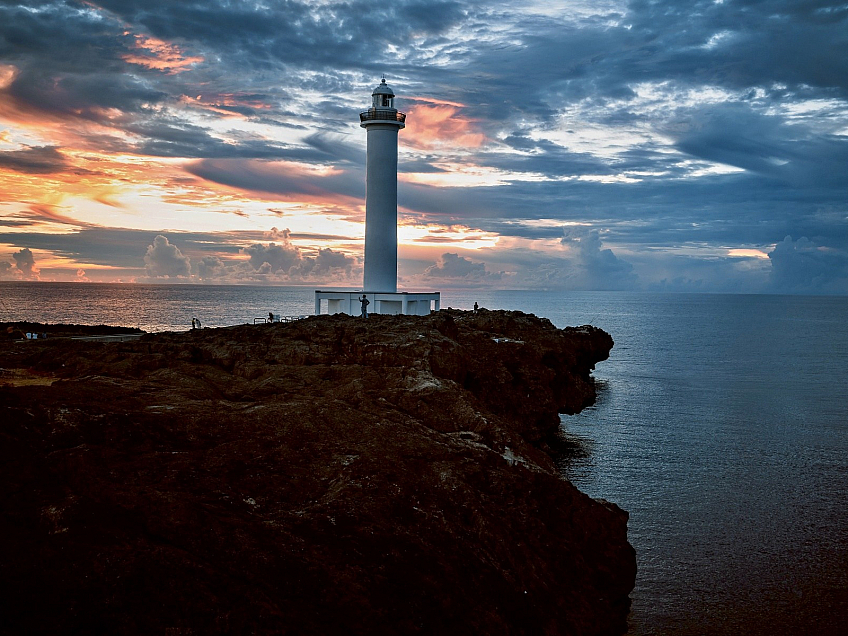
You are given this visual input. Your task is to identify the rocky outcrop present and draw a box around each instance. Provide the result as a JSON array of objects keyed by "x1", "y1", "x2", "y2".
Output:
[{"x1": 0, "y1": 310, "x2": 635, "y2": 635}]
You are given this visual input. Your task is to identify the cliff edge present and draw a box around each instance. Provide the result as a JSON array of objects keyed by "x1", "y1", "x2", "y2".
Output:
[{"x1": 0, "y1": 309, "x2": 635, "y2": 635}]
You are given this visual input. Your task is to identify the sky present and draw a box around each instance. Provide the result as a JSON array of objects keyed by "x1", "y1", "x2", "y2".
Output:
[{"x1": 1, "y1": 0, "x2": 847, "y2": 293}]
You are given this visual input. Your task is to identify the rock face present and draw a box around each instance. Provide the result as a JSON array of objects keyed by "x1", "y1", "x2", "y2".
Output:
[{"x1": 0, "y1": 310, "x2": 635, "y2": 635}]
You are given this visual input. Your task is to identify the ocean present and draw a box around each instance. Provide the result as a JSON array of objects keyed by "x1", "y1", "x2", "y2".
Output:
[{"x1": 2, "y1": 282, "x2": 847, "y2": 634}]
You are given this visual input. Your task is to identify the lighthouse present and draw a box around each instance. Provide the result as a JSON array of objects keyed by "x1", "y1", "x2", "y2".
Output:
[
  {"x1": 314, "y1": 79, "x2": 439, "y2": 316},
  {"x1": 360, "y1": 78, "x2": 404, "y2": 292}
]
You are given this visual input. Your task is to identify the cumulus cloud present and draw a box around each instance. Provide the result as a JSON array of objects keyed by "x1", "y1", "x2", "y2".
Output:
[
  {"x1": 0, "y1": 259, "x2": 14, "y2": 280},
  {"x1": 144, "y1": 235, "x2": 191, "y2": 278},
  {"x1": 768, "y1": 236, "x2": 848, "y2": 294},
  {"x1": 240, "y1": 227, "x2": 357, "y2": 283},
  {"x1": 11, "y1": 247, "x2": 39, "y2": 279},
  {"x1": 195, "y1": 255, "x2": 226, "y2": 280},
  {"x1": 558, "y1": 229, "x2": 637, "y2": 291},
  {"x1": 296, "y1": 247, "x2": 356, "y2": 278},
  {"x1": 423, "y1": 253, "x2": 501, "y2": 282},
  {"x1": 244, "y1": 240, "x2": 302, "y2": 273}
]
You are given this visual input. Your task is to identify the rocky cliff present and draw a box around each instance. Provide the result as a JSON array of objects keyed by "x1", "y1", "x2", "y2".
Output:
[{"x1": 0, "y1": 310, "x2": 635, "y2": 635}]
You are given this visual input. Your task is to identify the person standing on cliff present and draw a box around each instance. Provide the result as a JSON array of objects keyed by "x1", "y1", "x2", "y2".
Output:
[{"x1": 360, "y1": 294, "x2": 370, "y2": 318}]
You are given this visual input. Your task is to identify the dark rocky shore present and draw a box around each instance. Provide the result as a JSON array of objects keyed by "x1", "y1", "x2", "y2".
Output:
[{"x1": 0, "y1": 310, "x2": 635, "y2": 635}]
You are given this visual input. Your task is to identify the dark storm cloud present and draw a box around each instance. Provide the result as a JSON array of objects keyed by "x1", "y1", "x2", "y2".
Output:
[
  {"x1": 768, "y1": 235, "x2": 848, "y2": 294},
  {"x1": 0, "y1": 2, "x2": 126, "y2": 73},
  {"x1": 128, "y1": 121, "x2": 302, "y2": 160},
  {"x1": 0, "y1": 3, "x2": 168, "y2": 119},
  {"x1": 673, "y1": 103, "x2": 848, "y2": 187},
  {"x1": 186, "y1": 159, "x2": 363, "y2": 199},
  {"x1": 623, "y1": 0, "x2": 848, "y2": 93},
  {"x1": 303, "y1": 133, "x2": 363, "y2": 166},
  {"x1": 0, "y1": 146, "x2": 68, "y2": 173},
  {"x1": 5, "y1": 69, "x2": 167, "y2": 122},
  {"x1": 11, "y1": 247, "x2": 38, "y2": 277},
  {"x1": 414, "y1": 0, "x2": 848, "y2": 135},
  {"x1": 88, "y1": 0, "x2": 466, "y2": 72}
]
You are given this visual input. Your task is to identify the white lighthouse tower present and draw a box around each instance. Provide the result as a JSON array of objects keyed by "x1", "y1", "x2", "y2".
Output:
[
  {"x1": 315, "y1": 79, "x2": 440, "y2": 316},
  {"x1": 361, "y1": 77, "x2": 404, "y2": 292}
]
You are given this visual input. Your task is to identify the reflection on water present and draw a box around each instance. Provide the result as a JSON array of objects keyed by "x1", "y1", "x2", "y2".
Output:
[
  {"x1": 0, "y1": 282, "x2": 318, "y2": 332},
  {"x1": 551, "y1": 294, "x2": 848, "y2": 636},
  {"x1": 553, "y1": 380, "x2": 607, "y2": 485}
]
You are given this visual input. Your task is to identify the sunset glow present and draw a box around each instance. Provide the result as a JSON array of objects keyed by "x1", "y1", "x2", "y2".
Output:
[{"x1": 0, "y1": 1, "x2": 846, "y2": 293}]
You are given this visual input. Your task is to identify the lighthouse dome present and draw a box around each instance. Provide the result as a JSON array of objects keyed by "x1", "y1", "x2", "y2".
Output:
[
  {"x1": 372, "y1": 78, "x2": 395, "y2": 98},
  {"x1": 360, "y1": 77, "x2": 405, "y2": 125}
]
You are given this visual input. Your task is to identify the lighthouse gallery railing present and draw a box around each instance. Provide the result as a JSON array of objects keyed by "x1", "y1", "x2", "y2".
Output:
[{"x1": 359, "y1": 109, "x2": 406, "y2": 123}]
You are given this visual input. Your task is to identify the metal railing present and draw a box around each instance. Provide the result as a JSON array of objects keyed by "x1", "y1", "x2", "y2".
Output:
[
  {"x1": 359, "y1": 109, "x2": 406, "y2": 123},
  {"x1": 254, "y1": 315, "x2": 308, "y2": 324}
]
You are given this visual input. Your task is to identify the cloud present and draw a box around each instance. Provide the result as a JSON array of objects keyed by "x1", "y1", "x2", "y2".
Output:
[
  {"x1": 423, "y1": 252, "x2": 501, "y2": 282},
  {"x1": 302, "y1": 248, "x2": 356, "y2": 278},
  {"x1": 512, "y1": 228, "x2": 640, "y2": 291},
  {"x1": 241, "y1": 228, "x2": 357, "y2": 282},
  {"x1": 121, "y1": 33, "x2": 204, "y2": 74},
  {"x1": 144, "y1": 235, "x2": 191, "y2": 278},
  {"x1": 0, "y1": 259, "x2": 14, "y2": 280},
  {"x1": 195, "y1": 255, "x2": 226, "y2": 280},
  {"x1": 403, "y1": 101, "x2": 487, "y2": 150},
  {"x1": 768, "y1": 236, "x2": 848, "y2": 295},
  {"x1": 244, "y1": 241, "x2": 302, "y2": 273},
  {"x1": 0, "y1": 146, "x2": 69, "y2": 174},
  {"x1": 561, "y1": 229, "x2": 636, "y2": 290},
  {"x1": 1, "y1": 1, "x2": 847, "y2": 294},
  {"x1": 186, "y1": 159, "x2": 363, "y2": 200},
  {"x1": 10, "y1": 247, "x2": 39, "y2": 279}
]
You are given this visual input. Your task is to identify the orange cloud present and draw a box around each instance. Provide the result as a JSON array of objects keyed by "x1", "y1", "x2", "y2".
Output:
[
  {"x1": 179, "y1": 92, "x2": 273, "y2": 118},
  {"x1": 0, "y1": 63, "x2": 17, "y2": 90},
  {"x1": 122, "y1": 34, "x2": 203, "y2": 74},
  {"x1": 23, "y1": 204, "x2": 94, "y2": 228},
  {"x1": 402, "y1": 100, "x2": 487, "y2": 150}
]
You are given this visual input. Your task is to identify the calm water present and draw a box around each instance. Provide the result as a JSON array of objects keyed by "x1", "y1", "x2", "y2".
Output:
[{"x1": 2, "y1": 282, "x2": 847, "y2": 634}]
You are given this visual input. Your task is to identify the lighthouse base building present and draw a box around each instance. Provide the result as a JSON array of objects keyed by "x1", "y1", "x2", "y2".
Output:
[
  {"x1": 315, "y1": 78, "x2": 439, "y2": 317},
  {"x1": 314, "y1": 290, "x2": 440, "y2": 316}
]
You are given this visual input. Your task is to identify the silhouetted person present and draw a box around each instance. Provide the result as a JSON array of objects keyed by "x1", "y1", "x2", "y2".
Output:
[
  {"x1": 474, "y1": 302, "x2": 479, "y2": 312},
  {"x1": 269, "y1": 312, "x2": 274, "y2": 323},
  {"x1": 360, "y1": 295, "x2": 370, "y2": 318}
]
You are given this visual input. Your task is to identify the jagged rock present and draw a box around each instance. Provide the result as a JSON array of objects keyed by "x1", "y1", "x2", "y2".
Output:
[{"x1": 0, "y1": 310, "x2": 635, "y2": 635}]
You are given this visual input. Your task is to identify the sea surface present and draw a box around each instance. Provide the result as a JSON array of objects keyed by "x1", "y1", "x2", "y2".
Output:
[{"x1": 2, "y1": 282, "x2": 847, "y2": 634}]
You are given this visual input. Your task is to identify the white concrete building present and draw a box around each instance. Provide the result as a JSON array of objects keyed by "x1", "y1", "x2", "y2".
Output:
[
  {"x1": 315, "y1": 78, "x2": 440, "y2": 316},
  {"x1": 314, "y1": 290, "x2": 440, "y2": 316}
]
